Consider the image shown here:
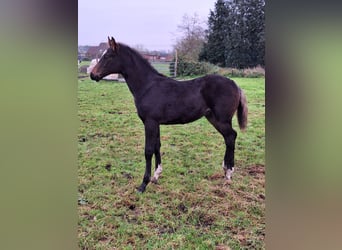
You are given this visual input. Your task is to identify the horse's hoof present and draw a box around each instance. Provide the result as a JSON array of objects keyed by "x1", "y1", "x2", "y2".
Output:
[
  {"x1": 136, "y1": 186, "x2": 146, "y2": 193},
  {"x1": 151, "y1": 177, "x2": 158, "y2": 184}
]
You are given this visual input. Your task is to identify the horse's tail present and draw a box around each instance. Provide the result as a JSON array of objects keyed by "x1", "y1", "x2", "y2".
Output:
[{"x1": 237, "y1": 88, "x2": 248, "y2": 131}]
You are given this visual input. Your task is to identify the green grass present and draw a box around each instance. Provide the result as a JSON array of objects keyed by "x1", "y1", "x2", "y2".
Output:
[
  {"x1": 78, "y1": 77, "x2": 265, "y2": 249},
  {"x1": 151, "y1": 62, "x2": 172, "y2": 76},
  {"x1": 79, "y1": 60, "x2": 91, "y2": 67}
]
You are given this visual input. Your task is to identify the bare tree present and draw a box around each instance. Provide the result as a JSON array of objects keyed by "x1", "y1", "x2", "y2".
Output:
[{"x1": 174, "y1": 13, "x2": 206, "y2": 61}]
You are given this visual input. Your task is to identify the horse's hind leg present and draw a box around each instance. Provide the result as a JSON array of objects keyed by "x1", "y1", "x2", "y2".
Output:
[
  {"x1": 151, "y1": 126, "x2": 162, "y2": 184},
  {"x1": 206, "y1": 113, "x2": 237, "y2": 182},
  {"x1": 222, "y1": 128, "x2": 237, "y2": 182}
]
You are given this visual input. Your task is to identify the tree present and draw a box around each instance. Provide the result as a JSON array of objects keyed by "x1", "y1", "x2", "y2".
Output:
[
  {"x1": 174, "y1": 13, "x2": 206, "y2": 61},
  {"x1": 199, "y1": 0, "x2": 228, "y2": 66},
  {"x1": 200, "y1": 0, "x2": 265, "y2": 68}
]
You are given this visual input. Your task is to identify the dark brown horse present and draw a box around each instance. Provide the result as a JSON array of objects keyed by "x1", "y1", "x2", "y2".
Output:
[{"x1": 90, "y1": 37, "x2": 248, "y2": 193}]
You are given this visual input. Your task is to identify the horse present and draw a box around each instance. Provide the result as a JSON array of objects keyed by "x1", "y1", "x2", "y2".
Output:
[{"x1": 90, "y1": 37, "x2": 248, "y2": 193}]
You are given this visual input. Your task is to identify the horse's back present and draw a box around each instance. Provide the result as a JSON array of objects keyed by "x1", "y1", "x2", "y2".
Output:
[{"x1": 202, "y1": 74, "x2": 238, "y2": 89}]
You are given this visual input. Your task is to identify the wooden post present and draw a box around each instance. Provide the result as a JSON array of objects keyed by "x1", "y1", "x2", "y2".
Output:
[{"x1": 174, "y1": 50, "x2": 178, "y2": 78}]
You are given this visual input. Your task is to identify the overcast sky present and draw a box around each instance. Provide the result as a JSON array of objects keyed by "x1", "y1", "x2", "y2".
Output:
[{"x1": 78, "y1": 0, "x2": 215, "y2": 51}]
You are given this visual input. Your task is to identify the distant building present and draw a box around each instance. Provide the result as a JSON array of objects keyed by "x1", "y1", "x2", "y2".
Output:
[
  {"x1": 85, "y1": 43, "x2": 108, "y2": 60},
  {"x1": 140, "y1": 52, "x2": 174, "y2": 62},
  {"x1": 78, "y1": 45, "x2": 90, "y2": 60}
]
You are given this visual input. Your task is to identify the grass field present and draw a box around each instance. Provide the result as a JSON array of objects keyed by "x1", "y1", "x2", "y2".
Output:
[
  {"x1": 78, "y1": 76, "x2": 265, "y2": 249},
  {"x1": 79, "y1": 60, "x2": 91, "y2": 67},
  {"x1": 150, "y1": 62, "x2": 172, "y2": 77}
]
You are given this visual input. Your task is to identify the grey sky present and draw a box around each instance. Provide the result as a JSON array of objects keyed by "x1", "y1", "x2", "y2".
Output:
[{"x1": 78, "y1": 0, "x2": 215, "y2": 51}]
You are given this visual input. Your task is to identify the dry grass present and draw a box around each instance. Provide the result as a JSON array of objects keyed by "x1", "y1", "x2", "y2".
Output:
[{"x1": 219, "y1": 66, "x2": 265, "y2": 78}]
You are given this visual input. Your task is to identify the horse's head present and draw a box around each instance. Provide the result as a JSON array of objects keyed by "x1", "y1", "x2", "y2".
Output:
[{"x1": 90, "y1": 37, "x2": 122, "y2": 82}]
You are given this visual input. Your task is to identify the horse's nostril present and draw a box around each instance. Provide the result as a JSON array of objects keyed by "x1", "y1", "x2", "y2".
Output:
[{"x1": 90, "y1": 72, "x2": 99, "y2": 81}]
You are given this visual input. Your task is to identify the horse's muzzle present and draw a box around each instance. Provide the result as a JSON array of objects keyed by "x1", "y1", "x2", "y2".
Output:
[{"x1": 90, "y1": 72, "x2": 100, "y2": 82}]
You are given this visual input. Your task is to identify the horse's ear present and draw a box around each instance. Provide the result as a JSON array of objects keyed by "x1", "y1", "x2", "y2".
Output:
[{"x1": 108, "y1": 36, "x2": 119, "y2": 51}]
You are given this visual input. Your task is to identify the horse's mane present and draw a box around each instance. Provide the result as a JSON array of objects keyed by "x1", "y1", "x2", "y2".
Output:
[{"x1": 118, "y1": 43, "x2": 165, "y2": 77}]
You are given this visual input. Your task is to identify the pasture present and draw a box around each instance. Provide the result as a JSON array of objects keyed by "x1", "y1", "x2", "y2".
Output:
[
  {"x1": 151, "y1": 62, "x2": 173, "y2": 77},
  {"x1": 78, "y1": 77, "x2": 265, "y2": 249}
]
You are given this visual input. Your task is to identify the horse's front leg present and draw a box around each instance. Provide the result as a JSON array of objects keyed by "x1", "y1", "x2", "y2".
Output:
[
  {"x1": 137, "y1": 120, "x2": 159, "y2": 193},
  {"x1": 151, "y1": 126, "x2": 162, "y2": 184}
]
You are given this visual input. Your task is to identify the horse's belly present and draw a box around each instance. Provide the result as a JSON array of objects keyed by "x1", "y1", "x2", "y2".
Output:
[
  {"x1": 139, "y1": 90, "x2": 208, "y2": 124},
  {"x1": 160, "y1": 105, "x2": 207, "y2": 125}
]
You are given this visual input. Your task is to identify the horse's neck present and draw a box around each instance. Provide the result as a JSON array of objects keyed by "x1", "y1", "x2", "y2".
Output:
[{"x1": 121, "y1": 52, "x2": 159, "y2": 98}]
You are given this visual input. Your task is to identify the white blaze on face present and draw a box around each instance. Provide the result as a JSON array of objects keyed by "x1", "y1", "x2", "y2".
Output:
[
  {"x1": 151, "y1": 164, "x2": 163, "y2": 183},
  {"x1": 101, "y1": 49, "x2": 108, "y2": 57}
]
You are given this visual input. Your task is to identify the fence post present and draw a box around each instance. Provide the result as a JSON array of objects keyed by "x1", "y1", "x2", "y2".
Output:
[
  {"x1": 174, "y1": 50, "x2": 178, "y2": 78},
  {"x1": 169, "y1": 50, "x2": 178, "y2": 78}
]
